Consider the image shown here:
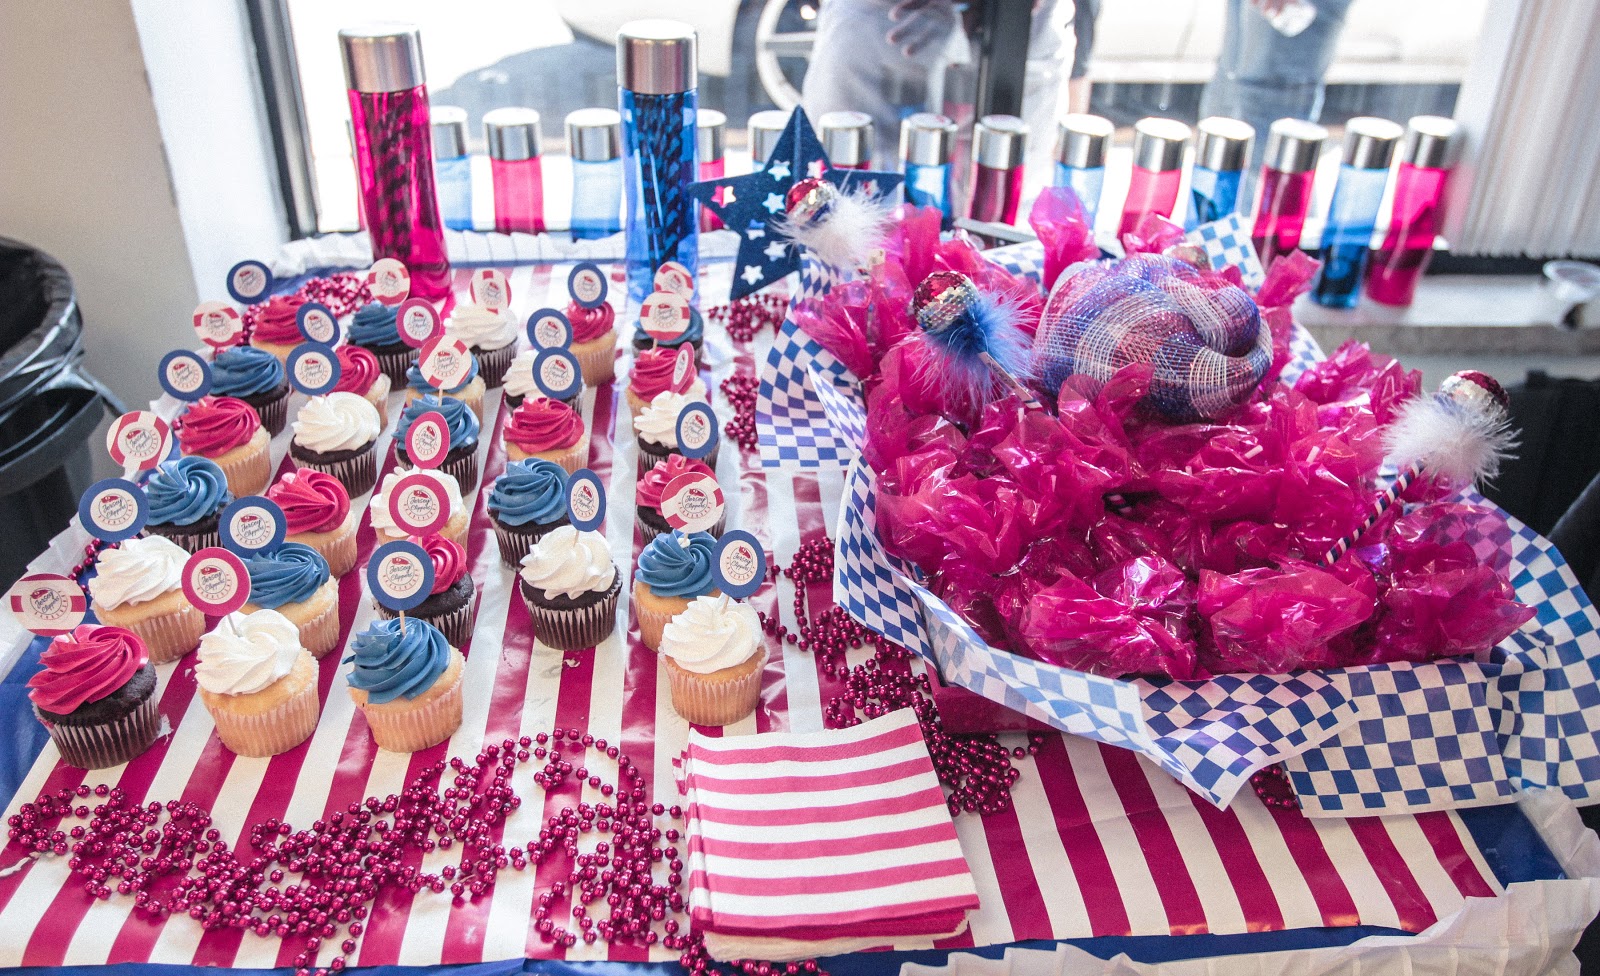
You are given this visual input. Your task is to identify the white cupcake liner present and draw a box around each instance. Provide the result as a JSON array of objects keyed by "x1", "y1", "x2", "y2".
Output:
[
  {"x1": 40, "y1": 692, "x2": 161, "y2": 769},
  {"x1": 110, "y1": 602, "x2": 204, "y2": 664},
  {"x1": 299, "y1": 595, "x2": 343, "y2": 658},
  {"x1": 207, "y1": 675, "x2": 320, "y2": 757},
  {"x1": 358, "y1": 667, "x2": 464, "y2": 753},
  {"x1": 665, "y1": 649, "x2": 768, "y2": 727},
  {"x1": 292, "y1": 518, "x2": 358, "y2": 578},
  {"x1": 214, "y1": 442, "x2": 273, "y2": 498},
  {"x1": 572, "y1": 333, "x2": 617, "y2": 386}
]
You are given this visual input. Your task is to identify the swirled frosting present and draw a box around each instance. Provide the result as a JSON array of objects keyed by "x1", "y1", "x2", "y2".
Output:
[
  {"x1": 406, "y1": 354, "x2": 479, "y2": 394},
  {"x1": 345, "y1": 617, "x2": 451, "y2": 704},
  {"x1": 506, "y1": 398, "x2": 582, "y2": 454},
  {"x1": 145, "y1": 456, "x2": 231, "y2": 526},
  {"x1": 242, "y1": 542, "x2": 330, "y2": 609},
  {"x1": 634, "y1": 388, "x2": 710, "y2": 448},
  {"x1": 520, "y1": 525, "x2": 615, "y2": 600},
  {"x1": 631, "y1": 306, "x2": 703, "y2": 349},
  {"x1": 195, "y1": 610, "x2": 302, "y2": 696},
  {"x1": 28, "y1": 625, "x2": 150, "y2": 713},
  {"x1": 370, "y1": 468, "x2": 463, "y2": 535},
  {"x1": 350, "y1": 302, "x2": 401, "y2": 346},
  {"x1": 293, "y1": 392, "x2": 381, "y2": 453},
  {"x1": 395, "y1": 395, "x2": 480, "y2": 452},
  {"x1": 660, "y1": 595, "x2": 760, "y2": 674},
  {"x1": 488, "y1": 459, "x2": 568, "y2": 527},
  {"x1": 420, "y1": 533, "x2": 467, "y2": 592},
  {"x1": 502, "y1": 350, "x2": 543, "y2": 401},
  {"x1": 178, "y1": 396, "x2": 261, "y2": 457},
  {"x1": 211, "y1": 346, "x2": 285, "y2": 398},
  {"x1": 637, "y1": 455, "x2": 717, "y2": 511},
  {"x1": 568, "y1": 302, "x2": 615, "y2": 344},
  {"x1": 333, "y1": 345, "x2": 388, "y2": 396},
  {"x1": 445, "y1": 303, "x2": 518, "y2": 351},
  {"x1": 629, "y1": 346, "x2": 699, "y2": 401},
  {"x1": 267, "y1": 470, "x2": 350, "y2": 533},
  {"x1": 252, "y1": 295, "x2": 305, "y2": 344},
  {"x1": 635, "y1": 531, "x2": 717, "y2": 598},
  {"x1": 88, "y1": 535, "x2": 187, "y2": 610}
]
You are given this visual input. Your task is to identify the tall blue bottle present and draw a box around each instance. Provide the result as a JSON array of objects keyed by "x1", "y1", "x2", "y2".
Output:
[
  {"x1": 899, "y1": 113, "x2": 956, "y2": 218},
  {"x1": 1313, "y1": 117, "x2": 1404, "y2": 308},
  {"x1": 1053, "y1": 114, "x2": 1113, "y2": 225},
  {"x1": 431, "y1": 106, "x2": 473, "y2": 231},
  {"x1": 1187, "y1": 117, "x2": 1254, "y2": 230},
  {"x1": 617, "y1": 21, "x2": 699, "y2": 303}
]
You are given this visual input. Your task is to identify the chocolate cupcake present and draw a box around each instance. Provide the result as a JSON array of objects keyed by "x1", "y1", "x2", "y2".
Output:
[
  {"x1": 212, "y1": 345, "x2": 291, "y2": 435},
  {"x1": 142, "y1": 456, "x2": 232, "y2": 553},
  {"x1": 636, "y1": 455, "x2": 723, "y2": 543},
  {"x1": 443, "y1": 302, "x2": 519, "y2": 388},
  {"x1": 630, "y1": 304, "x2": 704, "y2": 360},
  {"x1": 404, "y1": 356, "x2": 486, "y2": 425},
  {"x1": 349, "y1": 301, "x2": 414, "y2": 384},
  {"x1": 289, "y1": 392, "x2": 384, "y2": 497},
  {"x1": 28, "y1": 625, "x2": 162, "y2": 768},
  {"x1": 633, "y1": 389, "x2": 718, "y2": 474},
  {"x1": 393, "y1": 394, "x2": 482, "y2": 493},
  {"x1": 372, "y1": 534, "x2": 477, "y2": 646},
  {"x1": 487, "y1": 459, "x2": 570, "y2": 567},
  {"x1": 517, "y1": 525, "x2": 620, "y2": 651}
]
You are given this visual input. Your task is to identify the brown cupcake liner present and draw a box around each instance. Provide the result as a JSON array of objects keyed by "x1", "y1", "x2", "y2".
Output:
[
  {"x1": 371, "y1": 346, "x2": 417, "y2": 386},
  {"x1": 573, "y1": 334, "x2": 617, "y2": 387},
  {"x1": 146, "y1": 523, "x2": 221, "y2": 555},
  {"x1": 118, "y1": 602, "x2": 205, "y2": 664},
  {"x1": 214, "y1": 442, "x2": 273, "y2": 498},
  {"x1": 492, "y1": 520, "x2": 564, "y2": 568},
  {"x1": 358, "y1": 668, "x2": 464, "y2": 753},
  {"x1": 639, "y1": 511, "x2": 724, "y2": 546},
  {"x1": 40, "y1": 692, "x2": 161, "y2": 769},
  {"x1": 474, "y1": 343, "x2": 516, "y2": 389},
  {"x1": 207, "y1": 676, "x2": 320, "y2": 757},
  {"x1": 374, "y1": 594, "x2": 476, "y2": 648},
  {"x1": 522, "y1": 586, "x2": 619, "y2": 651},
  {"x1": 255, "y1": 392, "x2": 289, "y2": 437},
  {"x1": 440, "y1": 451, "x2": 480, "y2": 495},
  {"x1": 296, "y1": 444, "x2": 378, "y2": 498},
  {"x1": 665, "y1": 648, "x2": 768, "y2": 727}
]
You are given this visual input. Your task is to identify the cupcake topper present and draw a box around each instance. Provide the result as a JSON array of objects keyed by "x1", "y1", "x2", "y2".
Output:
[
  {"x1": 368, "y1": 540, "x2": 434, "y2": 613},
  {"x1": 296, "y1": 301, "x2": 342, "y2": 345},
  {"x1": 527, "y1": 309, "x2": 573, "y2": 350},
  {"x1": 367, "y1": 258, "x2": 411, "y2": 306},
  {"x1": 226, "y1": 259, "x2": 274, "y2": 305},
  {"x1": 660, "y1": 471, "x2": 724, "y2": 535},
  {"x1": 418, "y1": 336, "x2": 475, "y2": 391},
  {"x1": 566, "y1": 469, "x2": 606, "y2": 532},
  {"x1": 672, "y1": 345, "x2": 695, "y2": 390},
  {"x1": 675, "y1": 402, "x2": 717, "y2": 460},
  {"x1": 568, "y1": 262, "x2": 608, "y2": 308},
  {"x1": 287, "y1": 342, "x2": 343, "y2": 396},
  {"x1": 106, "y1": 411, "x2": 173, "y2": 476},
  {"x1": 158, "y1": 350, "x2": 213, "y2": 402},
  {"x1": 220, "y1": 496, "x2": 288, "y2": 557},
  {"x1": 387, "y1": 472, "x2": 450, "y2": 536},
  {"x1": 711, "y1": 530, "x2": 766, "y2": 600},
  {"x1": 654, "y1": 262, "x2": 694, "y2": 299},
  {"x1": 397, "y1": 298, "x2": 443, "y2": 348},
  {"x1": 404, "y1": 409, "x2": 452, "y2": 470},
  {"x1": 6, "y1": 573, "x2": 88, "y2": 636},
  {"x1": 78, "y1": 478, "x2": 147, "y2": 543},
  {"x1": 181, "y1": 547, "x2": 251, "y2": 617},
  {"x1": 639, "y1": 290, "x2": 691, "y2": 344},
  {"x1": 532, "y1": 348, "x2": 583, "y2": 401},
  {"x1": 191, "y1": 301, "x2": 245, "y2": 348},
  {"x1": 469, "y1": 268, "x2": 512, "y2": 312}
]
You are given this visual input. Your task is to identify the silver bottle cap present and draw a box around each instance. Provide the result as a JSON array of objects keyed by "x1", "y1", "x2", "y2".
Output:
[
  {"x1": 339, "y1": 25, "x2": 426, "y2": 94},
  {"x1": 1341, "y1": 117, "x2": 1404, "y2": 169},
  {"x1": 1263, "y1": 118, "x2": 1328, "y2": 173},
  {"x1": 565, "y1": 108, "x2": 620, "y2": 162},
  {"x1": 431, "y1": 106, "x2": 468, "y2": 159},
  {"x1": 1131, "y1": 118, "x2": 1191, "y2": 172},
  {"x1": 748, "y1": 110, "x2": 788, "y2": 167},
  {"x1": 900, "y1": 113, "x2": 957, "y2": 168},
  {"x1": 1055, "y1": 114, "x2": 1114, "y2": 169},
  {"x1": 616, "y1": 20, "x2": 697, "y2": 96},
  {"x1": 1403, "y1": 115, "x2": 1461, "y2": 169},
  {"x1": 484, "y1": 108, "x2": 542, "y2": 161},
  {"x1": 819, "y1": 111, "x2": 875, "y2": 167},
  {"x1": 697, "y1": 109, "x2": 726, "y2": 163},
  {"x1": 974, "y1": 115, "x2": 1028, "y2": 170},
  {"x1": 1195, "y1": 117, "x2": 1255, "y2": 172}
]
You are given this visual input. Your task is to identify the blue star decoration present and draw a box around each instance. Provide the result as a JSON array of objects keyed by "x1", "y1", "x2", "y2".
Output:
[{"x1": 688, "y1": 107, "x2": 903, "y2": 300}]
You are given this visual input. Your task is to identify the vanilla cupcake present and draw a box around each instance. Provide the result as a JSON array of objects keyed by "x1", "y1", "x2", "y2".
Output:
[
  {"x1": 504, "y1": 398, "x2": 587, "y2": 473},
  {"x1": 518, "y1": 525, "x2": 620, "y2": 651},
  {"x1": 345, "y1": 617, "x2": 464, "y2": 752},
  {"x1": 444, "y1": 301, "x2": 519, "y2": 388},
  {"x1": 239, "y1": 543, "x2": 341, "y2": 658},
  {"x1": 290, "y1": 392, "x2": 383, "y2": 497},
  {"x1": 370, "y1": 467, "x2": 471, "y2": 551},
  {"x1": 267, "y1": 470, "x2": 359, "y2": 577},
  {"x1": 659, "y1": 595, "x2": 766, "y2": 726},
  {"x1": 176, "y1": 396, "x2": 272, "y2": 497},
  {"x1": 404, "y1": 356, "x2": 486, "y2": 425},
  {"x1": 88, "y1": 535, "x2": 204, "y2": 664},
  {"x1": 633, "y1": 531, "x2": 718, "y2": 650},
  {"x1": 195, "y1": 610, "x2": 320, "y2": 757},
  {"x1": 634, "y1": 388, "x2": 716, "y2": 474},
  {"x1": 567, "y1": 301, "x2": 617, "y2": 386}
]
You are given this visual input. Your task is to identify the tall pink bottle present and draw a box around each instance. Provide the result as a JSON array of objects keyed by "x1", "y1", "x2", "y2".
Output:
[
  {"x1": 1119, "y1": 118, "x2": 1190, "y2": 236},
  {"x1": 339, "y1": 26, "x2": 450, "y2": 301},
  {"x1": 968, "y1": 114, "x2": 1028, "y2": 224},
  {"x1": 484, "y1": 108, "x2": 545, "y2": 234},
  {"x1": 1251, "y1": 118, "x2": 1327, "y2": 267},
  {"x1": 1367, "y1": 116, "x2": 1461, "y2": 307}
]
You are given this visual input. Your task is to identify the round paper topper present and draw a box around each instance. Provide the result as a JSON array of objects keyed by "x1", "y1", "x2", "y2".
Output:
[
  {"x1": 367, "y1": 540, "x2": 435, "y2": 612},
  {"x1": 655, "y1": 262, "x2": 694, "y2": 299},
  {"x1": 296, "y1": 301, "x2": 341, "y2": 345},
  {"x1": 106, "y1": 411, "x2": 172, "y2": 472},
  {"x1": 192, "y1": 300, "x2": 245, "y2": 348},
  {"x1": 287, "y1": 342, "x2": 343, "y2": 396},
  {"x1": 397, "y1": 298, "x2": 442, "y2": 348},
  {"x1": 78, "y1": 478, "x2": 147, "y2": 543},
  {"x1": 182, "y1": 547, "x2": 251, "y2": 617},
  {"x1": 387, "y1": 472, "x2": 450, "y2": 536},
  {"x1": 7, "y1": 574, "x2": 88, "y2": 636},
  {"x1": 566, "y1": 469, "x2": 606, "y2": 533},
  {"x1": 568, "y1": 262, "x2": 608, "y2": 309},
  {"x1": 639, "y1": 291, "x2": 691, "y2": 343},
  {"x1": 711, "y1": 531, "x2": 766, "y2": 600},
  {"x1": 527, "y1": 308, "x2": 573, "y2": 350},
  {"x1": 158, "y1": 350, "x2": 213, "y2": 402},
  {"x1": 675, "y1": 402, "x2": 718, "y2": 460},
  {"x1": 418, "y1": 336, "x2": 474, "y2": 391},
  {"x1": 660, "y1": 472, "x2": 725, "y2": 535},
  {"x1": 367, "y1": 258, "x2": 411, "y2": 305},
  {"x1": 404, "y1": 410, "x2": 451, "y2": 469},
  {"x1": 532, "y1": 348, "x2": 583, "y2": 401},
  {"x1": 226, "y1": 259, "x2": 274, "y2": 305},
  {"x1": 220, "y1": 496, "x2": 287, "y2": 557},
  {"x1": 470, "y1": 268, "x2": 512, "y2": 312},
  {"x1": 672, "y1": 344, "x2": 695, "y2": 388}
]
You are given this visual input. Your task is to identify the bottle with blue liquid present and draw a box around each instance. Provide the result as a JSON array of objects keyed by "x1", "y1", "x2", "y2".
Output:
[
  {"x1": 617, "y1": 20, "x2": 700, "y2": 303},
  {"x1": 1053, "y1": 114, "x2": 1113, "y2": 225},
  {"x1": 566, "y1": 108, "x2": 623, "y2": 240},
  {"x1": 1187, "y1": 117, "x2": 1253, "y2": 230},
  {"x1": 431, "y1": 106, "x2": 473, "y2": 230},
  {"x1": 899, "y1": 113, "x2": 957, "y2": 218},
  {"x1": 1313, "y1": 117, "x2": 1404, "y2": 308}
]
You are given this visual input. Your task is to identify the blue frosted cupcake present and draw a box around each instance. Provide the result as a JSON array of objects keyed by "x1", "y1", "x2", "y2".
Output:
[
  {"x1": 349, "y1": 302, "x2": 413, "y2": 384},
  {"x1": 240, "y1": 542, "x2": 341, "y2": 658},
  {"x1": 142, "y1": 456, "x2": 233, "y2": 553},
  {"x1": 631, "y1": 305, "x2": 705, "y2": 362},
  {"x1": 486, "y1": 459, "x2": 569, "y2": 567},
  {"x1": 345, "y1": 617, "x2": 464, "y2": 752},
  {"x1": 393, "y1": 395, "x2": 482, "y2": 493},
  {"x1": 404, "y1": 355, "x2": 485, "y2": 425},
  {"x1": 211, "y1": 345, "x2": 290, "y2": 435},
  {"x1": 633, "y1": 531, "x2": 718, "y2": 650}
]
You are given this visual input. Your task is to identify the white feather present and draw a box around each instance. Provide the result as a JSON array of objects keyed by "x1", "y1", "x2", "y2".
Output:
[
  {"x1": 777, "y1": 189, "x2": 892, "y2": 272},
  {"x1": 1383, "y1": 393, "x2": 1518, "y2": 488}
]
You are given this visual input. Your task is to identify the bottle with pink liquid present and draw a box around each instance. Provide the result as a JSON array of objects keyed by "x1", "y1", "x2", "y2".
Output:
[
  {"x1": 1366, "y1": 116, "x2": 1461, "y2": 307},
  {"x1": 1251, "y1": 118, "x2": 1327, "y2": 267},
  {"x1": 697, "y1": 109, "x2": 726, "y2": 232},
  {"x1": 968, "y1": 115, "x2": 1028, "y2": 224},
  {"x1": 1119, "y1": 118, "x2": 1190, "y2": 236},
  {"x1": 485, "y1": 108, "x2": 545, "y2": 234}
]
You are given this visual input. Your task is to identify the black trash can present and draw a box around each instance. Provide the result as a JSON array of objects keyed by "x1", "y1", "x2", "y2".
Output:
[{"x1": 0, "y1": 238, "x2": 122, "y2": 589}]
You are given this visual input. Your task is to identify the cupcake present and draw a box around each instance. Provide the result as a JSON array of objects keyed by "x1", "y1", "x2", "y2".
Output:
[
  {"x1": 405, "y1": 356, "x2": 486, "y2": 425},
  {"x1": 142, "y1": 456, "x2": 232, "y2": 553},
  {"x1": 249, "y1": 294, "x2": 306, "y2": 363},
  {"x1": 634, "y1": 531, "x2": 719, "y2": 650},
  {"x1": 659, "y1": 595, "x2": 766, "y2": 726},
  {"x1": 518, "y1": 525, "x2": 620, "y2": 651},
  {"x1": 393, "y1": 394, "x2": 482, "y2": 493},
  {"x1": 637, "y1": 456, "x2": 723, "y2": 542},
  {"x1": 630, "y1": 305, "x2": 704, "y2": 359},
  {"x1": 444, "y1": 301, "x2": 519, "y2": 388},
  {"x1": 240, "y1": 542, "x2": 341, "y2": 658},
  {"x1": 504, "y1": 398, "x2": 586, "y2": 472},
  {"x1": 289, "y1": 392, "x2": 383, "y2": 496},
  {"x1": 488, "y1": 459, "x2": 570, "y2": 567},
  {"x1": 88, "y1": 535, "x2": 204, "y2": 664},
  {"x1": 350, "y1": 301, "x2": 414, "y2": 384},
  {"x1": 503, "y1": 350, "x2": 584, "y2": 411},
  {"x1": 345, "y1": 617, "x2": 464, "y2": 752},
  {"x1": 626, "y1": 345, "x2": 704, "y2": 414},
  {"x1": 371, "y1": 533, "x2": 477, "y2": 645},
  {"x1": 334, "y1": 344, "x2": 393, "y2": 428},
  {"x1": 195, "y1": 609, "x2": 319, "y2": 757},
  {"x1": 212, "y1": 345, "x2": 291, "y2": 435},
  {"x1": 176, "y1": 395, "x2": 272, "y2": 497},
  {"x1": 634, "y1": 389, "x2": 718, "y2": 473},
  {"x1": 568, "y1": 301, "x2": 617, "y2": 386},
  {"x1": 267, "y1": 470, "x2": 359, "y2": 577},
  {"x1": 371, "y1": 467, "x2": 471, "y2": 551},
  {"x1": 27, "y1": 625, "x2": 161, "y2": 768}
]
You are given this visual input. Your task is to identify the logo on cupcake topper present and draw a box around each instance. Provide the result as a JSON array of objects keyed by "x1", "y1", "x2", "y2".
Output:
[
  {"x1": 418, "y1": 336, "x2": 474, "y2": 391},
  {"x1": 7, "y1": 574, "x2": 89, "y2": 636},
  {"x1": 533, "y1": 348, "x2": 583, "y2": 401},
  {"x1": 639, "y1": 291, "x2": 691, "y2": 343},
  {"x1": 192, "y1": 301, "x2": 245, "y2": 348},
  {"x1": 470, "y1": 268, "x2": 512, "y2": 312},
  {"x1": 287, "y1": 342, "x2": 342, "y2": 396},
  {"x1": 527, "y1": 309, "x2": 573, "y2": 350},
  {"x1": 397, "y1": 298, "x2": 443, "y2": 348},
  {"x1": 78, "y1": 478, "x2": 147, "y2": 543},
  {"x1": 568, "y1": 262, "x2": 608, "y2": 309},
  {"x1": 106, "y1": 411, "x2": 173, "y2": 474},
  {"x1": 296, "y1": 301, "x2": 341, "y2": 345},
  {"x1": 220, "y1": 496, "x2": 287, "y2": 557},
  {"x1": 368, "y1": 540, "x2": 434, "y2": 612},
  {"x1": 387, "y1": 472, "x2": 450, "y2": 536},
  {"x1": 182, "y1": 547, "x2": 251, "y2": 616},
  {"x1": 711, "y1": 531, "x2": 766, "y2": 600},
  {"x1": 566, "y1": 468, "x2": 606, "y2": 532},
  {"x1": 654, "y1": 262, "x2": 694, "y2": 299},
  {"x1": 675, "y1": 402, "x2": 717, "y2": 460},
  {"x1": 367, "y1": 258, "x2": 411, "y2": 306},
  {"x1": 226, "y1": 259, "x2": 274, "y2": 305},
  {"x1": 660, "y1": 471, "x2": 724, "y2": 535},
  {"x1": 158, "y1": 350, "x2": 213, "y2": 402},
  {"x1": 404, "y1": 410, "x2": 451, "y2": 470}
]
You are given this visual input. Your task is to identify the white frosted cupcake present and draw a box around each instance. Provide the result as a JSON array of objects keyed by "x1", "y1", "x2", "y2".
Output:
[
  {"x1": 89, "y1": 535, "x2": 204, "y2": 664},
  {"x1": 289, "y1": 392, "x2": 383, "y2": 497},
  {"x1": 634, "y1": 388, "x2": 716, "y2": 474},
  {"x1": 195, "y1": 610, "x2": 320, "y2": 757},
  {"x1": 502, "y1": 350, "x2": 583, "y2": 411},
  {"x1": 660, "y1": 595, "x2": 766, "y2": 726},
  {"x1": 444, "y1": 302, "x2": 519, "y2": 388},
  {"x1": 517, "y1": 526, "x2": 621, "y2": 651},
  {"x1": 370, "y1": 467, "x2": 471, "y2": 551}
]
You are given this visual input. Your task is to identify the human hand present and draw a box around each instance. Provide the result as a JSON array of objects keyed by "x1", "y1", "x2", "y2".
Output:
[{"x1": 887, "y1": 0, "x2": 958, "y2": 58}]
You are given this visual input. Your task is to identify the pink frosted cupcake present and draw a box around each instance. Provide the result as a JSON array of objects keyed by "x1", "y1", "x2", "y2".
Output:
[
  {"x1": 372, "y1": 533, "x2": 477, "y2": 647},
  {"x1": 504, "y1": 398, "x2": 587, "y2": 473},
  {"x1": 249, "y1": 294, "x2": 306, "y2": 363},
  {"x1": 333, "y1": 344, "x2": 393, "y2": 428},
  {"x1": 267, "y1": 470, "x2": 359, "y2": 577},
  {"x1": 567, "y1": 301, "x2": 617, "y2": 386},
  {"x1": 636, "y1": 455, "x2": 722, "y2": 542},
  {"x1": 28, "y1": 625, "x2": 161, "y2": 769},
  {"x1": 626, "y1": 346, "x2": 703, "y2": 414},
  {"x1": 176, "y1": 395, "x2": 272, "y2": 497}
]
